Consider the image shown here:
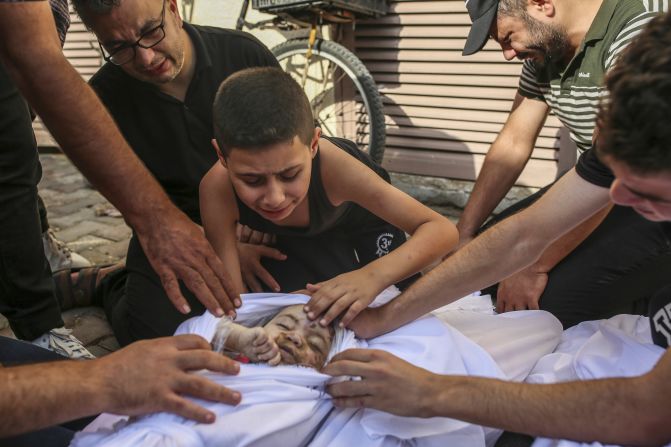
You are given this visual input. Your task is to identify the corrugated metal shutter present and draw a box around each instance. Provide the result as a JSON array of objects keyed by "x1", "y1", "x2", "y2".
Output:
[
  {"x1": 34, "y1": 6, "x2": 103, "y2": 148},
  {"x1": 352, "y1": 0, "x2": 576, "y2": 187}
]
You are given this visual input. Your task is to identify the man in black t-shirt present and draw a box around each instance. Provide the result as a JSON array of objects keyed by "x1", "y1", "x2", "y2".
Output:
[
  {"x1": 325, "y1": 12, "x2": 671, "y2": 445},
  {"x1": 69, "y1": 0, "x2": 280, "y2": 344}
]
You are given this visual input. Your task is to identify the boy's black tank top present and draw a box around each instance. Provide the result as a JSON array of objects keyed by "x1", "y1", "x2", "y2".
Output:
[{"x1": 235, "y1": 136, "x2": 391, "y2": 238}]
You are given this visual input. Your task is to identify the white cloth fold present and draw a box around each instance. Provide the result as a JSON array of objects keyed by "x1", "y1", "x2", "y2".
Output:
[
  {"x1": 528, "y1": 314, "x2": 668, "y2": 447},
  {"x1": 72, "y1": 289, "x2": 505, "y2": 447}
]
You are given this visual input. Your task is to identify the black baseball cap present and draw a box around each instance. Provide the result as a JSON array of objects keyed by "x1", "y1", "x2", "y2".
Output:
[{"x1": 462, "y1": 0, "x2": 499, "y2": 55}]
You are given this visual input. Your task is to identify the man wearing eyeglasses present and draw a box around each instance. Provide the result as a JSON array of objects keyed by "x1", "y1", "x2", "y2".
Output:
[{"x1": 68, "y1": 0, "x2": 280, "y2": 346}]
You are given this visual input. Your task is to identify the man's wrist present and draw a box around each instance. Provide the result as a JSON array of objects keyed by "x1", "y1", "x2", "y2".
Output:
[
  {"x1": 125, "y1": 198, "x2": 178, "y2": 234},
  {"x1": 456, "y1": 221, "x2": 477, "y2": 241},
  {"x1": 527, "y1": 260, "x2": 551, "y2": 275},
  {"x1": 89, "y1": 358, "x2": 124, "y2": 415},
  {"x1": 426, "y1": 374, "x2": 458, "y2": 418},
  {"x1": 375, "y1": 297, "x2": 404, "y2": 336}
]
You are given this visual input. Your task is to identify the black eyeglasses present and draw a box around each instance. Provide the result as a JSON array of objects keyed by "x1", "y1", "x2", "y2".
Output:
[{"x1": 98, "y1": 0, "x2": 167, "y2": 66}]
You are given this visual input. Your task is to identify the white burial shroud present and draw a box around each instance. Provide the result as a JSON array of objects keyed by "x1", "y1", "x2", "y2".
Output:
[
  {"x1": 71, "y1": 288, "x2": 505, "y2": 447},
  {"x1": 528, "y1": 314, "x2": 668, "y2": 447}
]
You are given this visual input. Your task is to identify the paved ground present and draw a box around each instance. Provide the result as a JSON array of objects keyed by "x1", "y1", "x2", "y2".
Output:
[
  {"x1": 0, "y1": 154, "x2": 130, "y2": 357},
  {"x1": 0, "y1": 153, "x2": 464, "y2": 357}
]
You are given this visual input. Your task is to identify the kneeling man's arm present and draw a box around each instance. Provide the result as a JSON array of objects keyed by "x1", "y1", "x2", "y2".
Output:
[
  {"x1": 352, "y1": 169, "x2": 611, "y2": 338},
  {"x1": 327, "y1": 348, "x2": 671, "y2": 446},
  {"x1": 0, "y1": 336, "x2": 241, "y2": 438}
]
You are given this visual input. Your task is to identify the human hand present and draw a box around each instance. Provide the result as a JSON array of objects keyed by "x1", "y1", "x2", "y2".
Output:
[
  {"x1": 136, "y1": 212, "x2": 239, "y2": 317},
  {"x1": 237, "y1": 242, "x2": 286, "y2": 292},
  {"x1": 236, "y1": 223, "x2": 275, "y2": 245},
  {"x1": 235, "y1": 327, "x2": 281, "y2": 366},
  {"x1": 96, "y1": 335, "x2": 241, "y2": 423},
  {"x1": 495, "y1": 267, "x2": 548, "y2": 313},
  {"x1": 324, "y1": 349, "x2": 438, "y2": 418},
  {"x1": 305, "y1": 270, "x2": 381, "y2": 327}
]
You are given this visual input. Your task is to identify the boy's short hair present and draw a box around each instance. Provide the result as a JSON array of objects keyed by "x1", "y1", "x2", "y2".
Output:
[
  {"x1": 213, "y1": 67, "x2": 315, "y2": 156},
  {"x1": 597, "y1": 12, "x2": 671, "y2": 173}
]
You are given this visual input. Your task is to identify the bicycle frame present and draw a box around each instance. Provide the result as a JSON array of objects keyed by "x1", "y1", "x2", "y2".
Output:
[
  {"x1": 233, "y1": 0, "x2": 387, "y2": 162},
  {"x1": 236, "y1": 0, "x2": 325, "y2": 89}
]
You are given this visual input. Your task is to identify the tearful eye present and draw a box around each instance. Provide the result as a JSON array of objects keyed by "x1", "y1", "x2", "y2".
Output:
[
  {"x1": 241, "y1": 177, "x2": 264, "y2": 186},
  {"x1": 280, "y1": 171, "x2": 299, "y2": 181}
]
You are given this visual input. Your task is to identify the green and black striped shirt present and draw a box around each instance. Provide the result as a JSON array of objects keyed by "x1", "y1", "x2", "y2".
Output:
[{"x1": 519, "y1": 0, "x2": 666, "y2": 153}]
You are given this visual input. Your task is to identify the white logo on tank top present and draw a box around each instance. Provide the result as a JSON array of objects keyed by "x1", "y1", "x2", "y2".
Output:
[{"x1": 375, "y1": 233, "x2": 394, "y2": 257}]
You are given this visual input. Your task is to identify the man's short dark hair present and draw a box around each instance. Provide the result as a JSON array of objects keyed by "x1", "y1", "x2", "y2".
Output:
[
  {"x1": 213, "y1": 67, "x2": 315, "y2": 156},
  {"x1": 597, "y1": 12, "x2": 671, "y2": 173},
  {"x1": 71, "y1": 0, "x2": 120, "y2": 27}
]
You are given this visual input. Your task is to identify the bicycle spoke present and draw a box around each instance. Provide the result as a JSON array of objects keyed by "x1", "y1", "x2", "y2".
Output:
[{"x1": 273, "y1": 38, "x2": 386, "y2": 161}]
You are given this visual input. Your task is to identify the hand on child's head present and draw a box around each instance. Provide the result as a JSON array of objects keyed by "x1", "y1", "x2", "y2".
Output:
[{"x1": 304, "y1": 272, "x2": 379, "y2": 328}]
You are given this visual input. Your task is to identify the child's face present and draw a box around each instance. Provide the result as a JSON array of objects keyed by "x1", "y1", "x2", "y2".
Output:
[
  {"x1": 264, "y1": 304, "x2": 333, "y2": 369},
  {"x1": 224, "y1": 135, "x2": 317, "y2": 223}
]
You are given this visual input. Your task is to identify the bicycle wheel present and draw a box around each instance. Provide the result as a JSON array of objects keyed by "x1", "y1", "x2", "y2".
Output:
[{"x1": 272, "y1": 38, "x2": 386, "y2": 164}]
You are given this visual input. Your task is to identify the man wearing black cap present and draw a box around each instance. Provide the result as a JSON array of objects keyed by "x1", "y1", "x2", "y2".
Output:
[
  {"x1": 454, "y1": 0, "x2": 669, "y2": 329},
  {"x1": 326, "y1": 11, "x2": 671, "y2": 445}
]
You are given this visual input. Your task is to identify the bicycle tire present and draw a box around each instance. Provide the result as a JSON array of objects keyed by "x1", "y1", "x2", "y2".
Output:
[{"x1": 271, "y1": 38, "x2": 386, "y2": 164}]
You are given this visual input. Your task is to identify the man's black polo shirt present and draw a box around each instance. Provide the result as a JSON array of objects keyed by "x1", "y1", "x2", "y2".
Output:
[
  {"x1": 90, "y1": 23, "x2": 279, "y2": 223},
  {"x1": 576, "y1": 149, "x2": 671, "y2": 349}
]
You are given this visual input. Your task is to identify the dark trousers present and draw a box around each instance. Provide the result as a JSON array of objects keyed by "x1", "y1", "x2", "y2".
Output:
[
  {"x1": 98, "y1": 224, "x2": 418, "y2": 346},
  {"x1": 0, "y1": 63, "x2": 62, "y2": 341},
  {"x1": 482, "y1": 186, "x2": 671, "y2": 328},
  {"x1": 0, "y1": 336, "x2": 94, "y2": 447},
  {"x1": 95, "y1": 265, "x2": 205, "y2": 347}
]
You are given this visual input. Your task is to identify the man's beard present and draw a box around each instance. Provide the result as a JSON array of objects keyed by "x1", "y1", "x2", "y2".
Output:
[{"x1": 522, "y1": 15, "x2": 572, "y2": 68}]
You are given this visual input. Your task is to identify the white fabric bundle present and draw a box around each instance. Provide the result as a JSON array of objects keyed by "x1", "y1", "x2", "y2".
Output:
[
  {"x1": 527, "y1": 314, "x2": 668, "y2": 447},
  {"x1": 72, "y1": 289, "x2": 505, "y2": 447}
]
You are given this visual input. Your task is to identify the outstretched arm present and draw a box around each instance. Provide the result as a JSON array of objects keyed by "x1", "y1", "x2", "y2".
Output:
[
  {"x1": 325, "y1": 348, "x2": 671, "y2": 446},
  {"x1": 306, "y1": 140, "x2": 459, "y2": 326},
  {"x1": 349, "y1": 169, "x2": 611, "y2": 338},
  {"x1": 200, "y1": 162, "x2": 247, "y2": 299},
  {"x1": 0, "y1": 336, "x2": 241, "y2": 438},
  {"x1": 0, "y1": 1, "x2": 237, "y2": 317}
]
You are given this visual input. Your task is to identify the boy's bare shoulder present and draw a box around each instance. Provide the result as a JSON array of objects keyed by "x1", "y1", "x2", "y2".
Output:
[
  {"x1": 318, "y1": 137, "x2": 369, "y2": 177},
  {"x1": 201, "y1": 162, "x2": 229, "y2": 188},
  {"x1": 318, "y1": 137, "x2": 379, "y2": 205}
]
